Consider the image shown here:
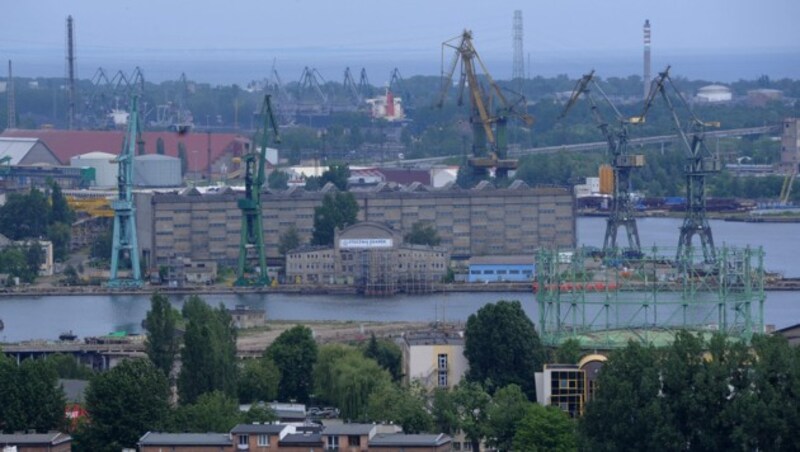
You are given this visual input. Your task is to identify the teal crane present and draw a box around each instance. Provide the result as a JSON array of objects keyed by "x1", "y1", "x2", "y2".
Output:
[
  {"x1": 236, "y1": 95, "x2": 280, "y2": 286},
  {"x1": 108, "y1": 95, "x2": 142, "y2": 288}
]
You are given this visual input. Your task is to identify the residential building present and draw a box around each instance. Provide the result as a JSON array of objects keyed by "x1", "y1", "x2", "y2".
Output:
[
  {"x1": 230, "y1": 424, "x2": 293, "y2": 450},
  {"x1": 286, "y1": 221, "x2": 449, "y2": 294},
  {"x1": 0, "y1": 432, "x2": 72, "y2": 452},
  {"x1": 320, "y1": 424, "x2": 376, "y2": 452},
  {"x1": 403, "y1": 329, "x2": 468, "y2": 391},
  {"x1": 137, "y1": 432, "x2": 231, "y2": 452},
  {"x1": 140, "y1": 182, "x2": 575, "y2": 270},
  {"x1": 369, "y1": 433, "x2": 452, "y2": 451},
  {"x1": 228, "y1": 305, "x2": 267, "y2": 329}
]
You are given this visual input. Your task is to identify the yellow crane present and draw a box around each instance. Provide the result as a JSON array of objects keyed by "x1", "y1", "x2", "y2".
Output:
[{"x1": 437, "y1": 30, "x2": 533, "y2": 181}]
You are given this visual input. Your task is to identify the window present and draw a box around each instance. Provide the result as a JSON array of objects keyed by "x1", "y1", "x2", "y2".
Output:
[
  {"x1": 239, "y1": 434, "x2": 249, "y2": 445},
  {"x1": 327, "y1": 435, "x2": 339, "y2": 449},
  {"x1": 257, "y1": 434, "x2": 269, "y2": 446},
  {"x1": 438, "y1": 353, "x2": 448, "y2": 371},
  {"x1": 438, "y1": 370, "x2": 448, "y2": 388},
  {"x1": 347, "y1": 435, "x2": 361, "y2": 446}
]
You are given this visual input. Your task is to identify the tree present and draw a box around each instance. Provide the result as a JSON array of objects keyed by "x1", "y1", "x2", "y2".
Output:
[
  {"x1": 144, "y1": 292, "x2": 180, "y2": 378},
  {"x1": 178, "y1": 296, "x2": 238, "y2": 404},
  {"x1": 513, "y1": 403, "x2": 577, "y2": 452},
  {"x1": 49, "y1": 182, "x2": 74, "y2": 225},
  {"x1": 267, "y1": 325, "x2": 317, "y2": 403},
  {"x1": 0, "y1": 189, "x2": 49, "y2": 240},
  {"x1": 24, "y1": 241, "x2": 44, "y2": 283},
  {"x1": 75, "y1": 359, "x2": 169, "y2": 451},
  {"x1": 156, "y1": 137, "x2": 165, "y2": 155},
  {"x1": 48, "y1": 222, "x2": 71, "y2": 262},
  {"x1": 0, "y1": 356, "x2": 66, "y2": 433},
  {"x1": 170, "y1": 391, "x2": 242, "y2": 433},
  {"x1": 552, "y1": 338, "x2": 583, "y2": 364},
  {"x1": 311, "y1": 192, "x2": 358, "y2": 246},
  {"x1": 361, "y1": 333, "x2": 403, "y2": 381},
  {"x1": 268, "y1": 170, "x2": 290, "y2": 190},
  {"x1": 48, "y1": 353, "x2": 94, "y2": 379},
  {"x1": 238, "y1": 357, "x2": 280, "y2": 404},
  {"x1": 278, "y1": 225, "x2": 301, "y2": 256},
  {"x1": 464, "y1": 300, "x2": 544, "y2": 399},
  {"x1": 323, "y1": 350, "x2": 391, "y2": 420},
  {"x1": 366, "y1": 382, "x2": 433, "y2": 433},
  {"x1": 486, "y1": 384, "x2": 532, "y2": 451},
  {"x1": 320, "y1": 164, "x2": 350, "y2": 191},
  {"x1": 404, "y1": 221, "x2": 441, "y2": 246},
  {"x1": 452, "y1": 382, "x2": 492, "y2": 452}
]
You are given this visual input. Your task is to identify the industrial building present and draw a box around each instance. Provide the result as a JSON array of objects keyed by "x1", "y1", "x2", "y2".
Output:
[
  {"x1": 285, "y1": 221, "x2": 449, "y2": 294},
  {"x1": 781, "y1": 118, "x2": 800, "y2": 174},
  {"x1": 137, "y1": 182, "x2": 575, "y2": 270},
  {"x1": 467, "y1": 255, "x2": 534, "y2": 283},
  {"x1": 695, "y1": 84, "x2": 732, "y2": 103},
  {"x1": 0, "y1": 137, "x2": 61, "y2": 166},
  {"x1": 70, "y1": 151, "x2": 117, "y2": 188},
  {"x1": 133, "y1": 154, "x2": 182, "y2": 187}
]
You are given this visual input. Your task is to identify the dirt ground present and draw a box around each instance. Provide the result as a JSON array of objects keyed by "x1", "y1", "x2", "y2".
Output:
[{"x1": 236, "y1": 320, "x2": 458, "y2": 355}]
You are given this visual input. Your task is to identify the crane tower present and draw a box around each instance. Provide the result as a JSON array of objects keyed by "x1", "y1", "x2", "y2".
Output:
[
  {"x1": 108, "y1": 95, "x2": 143, "y2": 288},
  {"x1": 236, "y1": 95, "x2": 280, "y2": 286},
  {"x1": 560, "y1": 70, "x2": 645, "y2": 253},
  {"x1": 642, "y1": 66, "x2": 721, "y2": 263}
]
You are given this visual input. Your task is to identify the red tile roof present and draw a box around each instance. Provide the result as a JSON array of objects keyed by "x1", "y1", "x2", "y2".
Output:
[{"x1": 0, "y1": 129, "x2": 251, "y2": 171}]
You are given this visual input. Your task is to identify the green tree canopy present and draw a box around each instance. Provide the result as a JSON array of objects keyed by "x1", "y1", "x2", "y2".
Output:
[
  {"x1": 177, "y1": 296, "x2": 238, "y2": 404},
  {"x1": 144, "y1": 292, "x2": 180, "y2": 378},
  {"x1": 366, "y1": 382, "x2": 433, "y2": 433},
  {"x1": 267, "y1": 325, "x2": 318, "y2": 403},
  {"x1": 486, "y1": 384, "x2": 533, "y2": 451},
  {"x1": 311, "y1": 192, "x2": 358, "y2": 246},
  {"x1": 49, "y1": 182, "x2": 74, "y2": 225},
  {"x1": 170, "y1": 391, "x2": 243, "y2": 433},
  {"x1": 464, "y1": 300, "x2": 544, "y2": 399},
  {"x1": 320, "y1": 164, "x2": 350, "y2": 191},
  {"x1": 361, "y1": 333, "x2": 403, "y2": 381},
  {"x1": 0, "y1": 189, "x2": 49, "y2": 240},
  {"x1": 513, "y1": 403, "x2": 577, "y2": 452},
  {"x1": 404, "y1": 221, "x2": 441, "y2": 246},
  {"x1": 238, "y1": 357, "x2": 280, "y2": 404},
  {"x1": 278, "y1": 225, "x2": 301, "y2": 256},
  {"x1": 48, "y1": 353, "x2": 94, "y2": 380},
  {"x1": 315, "y1": 347, "x2": 391, "y2": 420},
  {"x1": 75, "y1": 359, "x2": 169, "y2": 451},
  {"x1": 268, "y1": 169, "x2": 290, "y2": 190},
  {"x1": 0, "y1": 356, "x2": 65, "y2": 433}
]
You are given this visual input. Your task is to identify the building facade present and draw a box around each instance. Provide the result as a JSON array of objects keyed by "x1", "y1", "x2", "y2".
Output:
[
  {"x1": 140, "y1": 183, "x2": 575, "y2": 270},
  {"x1": 286, "y1": 222, "x2": 449, "y2": 294},
  {"x1": 467, "y1": 255, "x2": 535, "y2": 283},
  {"x1": 402, "y1": 329, "x2": 469, "y2": 391},
  {"x1": 781, "y1": 118, "x2": 800, "y2": 174}
]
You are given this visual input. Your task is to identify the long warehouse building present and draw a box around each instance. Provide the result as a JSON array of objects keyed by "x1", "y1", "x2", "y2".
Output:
[{"x1": 135, "y1": 181, "x2": 576, "y2": 269}]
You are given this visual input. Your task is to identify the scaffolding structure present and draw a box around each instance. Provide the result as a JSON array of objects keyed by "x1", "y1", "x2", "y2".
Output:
[{"x1": 535, "y1": 245, "x2": 765, "y2": 349}]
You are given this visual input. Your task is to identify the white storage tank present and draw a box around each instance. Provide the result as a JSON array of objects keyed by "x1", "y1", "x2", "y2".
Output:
[
  {"x1": 696, "y1": 84, "x2": 732, "y2": 103},
  {"x1": 70, "y1": 151, "x2": 118, "y2": 188},
  {"x1": 134, "y1": 154, "x2": 182, "y2": 187}
]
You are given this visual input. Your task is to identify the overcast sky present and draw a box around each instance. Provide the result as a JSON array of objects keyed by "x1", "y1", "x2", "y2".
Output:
[{"x1": 3, "y1": 0, "x2": 799, "y2": 82}]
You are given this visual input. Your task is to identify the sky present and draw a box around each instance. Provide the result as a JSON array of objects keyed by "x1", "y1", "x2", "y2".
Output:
[{"x1": 2, "y1": 0, "x2": 799, "y2": 84}]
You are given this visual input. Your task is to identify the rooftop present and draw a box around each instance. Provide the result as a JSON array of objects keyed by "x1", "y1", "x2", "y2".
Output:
[
  {"x1": 230, "y1": 423, "x2": 287, "y2": 434},
  {"x1": 0, "y1": 432, "x2": 72, "y2": 445},
  {"x1": 405, "y1": 330, "x2": 464, "y2": 346},
  {"x1": 322, "y1": 423, "x2": 376, "y2": 436},
  {"x1": 280, "y1": 432, "x2": 322, "y2": 445},
  {"x1": 369, "y1": 433, "x2": 452, "y2": 447},
  {"x1": 138, "y1": 432, "x2": 231, "y2": 446}
]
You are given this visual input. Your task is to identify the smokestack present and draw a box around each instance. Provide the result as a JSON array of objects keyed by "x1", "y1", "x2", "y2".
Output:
[
  {"x1": 643, "y1": 19, "x2": 651, "y2": 101},
  {"x1": 66, "y1": 15, "x2": 76, "y2": 130},
  {"x1": 7, "y1": 60, "x2": 15, "y2": 129}
]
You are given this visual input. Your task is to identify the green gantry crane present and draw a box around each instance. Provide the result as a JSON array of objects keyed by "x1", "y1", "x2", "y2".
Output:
[
  {"x1": 236, "y1": 95, "x2": 280, "y2": 286},
  {"x1": 108, "y1": 95, "x2": 142, "y2": 288}
]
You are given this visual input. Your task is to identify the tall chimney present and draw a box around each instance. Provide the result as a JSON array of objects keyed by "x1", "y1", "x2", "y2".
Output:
[{"x1": 643, "y1": 19, "x2": 651, "y2": 101}]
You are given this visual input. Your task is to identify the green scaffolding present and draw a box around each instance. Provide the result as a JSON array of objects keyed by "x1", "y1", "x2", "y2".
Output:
[{"x1": 535, "y1": 245, "x2": 765, "y2": 349}]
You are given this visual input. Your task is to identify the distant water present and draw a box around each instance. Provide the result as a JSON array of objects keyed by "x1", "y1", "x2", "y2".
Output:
[
  {"x1": 8, "y1": 48, "x2": 800, "y2": 85},
  {"x1": 0, "y1": 217, "x2": 798, "y2": 342}
]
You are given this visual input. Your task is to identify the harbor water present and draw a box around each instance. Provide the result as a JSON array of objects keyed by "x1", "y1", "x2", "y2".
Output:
[{"x1": 0, "y1": 217, "x2": 798, "y2": 343}]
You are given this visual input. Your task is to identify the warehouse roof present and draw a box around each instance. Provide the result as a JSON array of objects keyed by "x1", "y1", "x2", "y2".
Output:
[{"x1": 0, "y1": 137, "x2": 58, "y2": 165}]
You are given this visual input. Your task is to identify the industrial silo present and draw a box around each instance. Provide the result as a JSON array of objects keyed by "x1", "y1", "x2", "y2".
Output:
[
  {"x1": 134, "y1": 154, "x2": 182, "y2": 187},
  {"x1": 70, "y1": 151, "x2": 118, "y2": 188}
]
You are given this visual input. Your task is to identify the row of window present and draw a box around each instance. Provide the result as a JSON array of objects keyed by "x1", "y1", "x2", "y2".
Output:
[{"x1": 470, "y1": 269, "x2": 533, "y2": 275}]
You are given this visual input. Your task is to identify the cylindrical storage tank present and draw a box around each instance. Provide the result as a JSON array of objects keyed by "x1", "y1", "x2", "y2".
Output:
[
  {"x1": 70, "y1": 151, "x2": 118, "y2": 188},
  {"x1": 599, "y1": 164, "x2": 614, "y2": 195},
  {"x1": 134, "y1": 154, "x2": 182, "y2": 187}
]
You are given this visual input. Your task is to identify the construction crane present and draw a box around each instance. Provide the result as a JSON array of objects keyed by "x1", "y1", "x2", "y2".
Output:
[
  {"x1": 560, "y1": 70, "x2": 645, "y2": 254},
  {"x1": 437, "y1": 30, "x2": 534, "y2": 181},
  {"x1": 236, "y1": 94, "x2": 280, "y2": 287},
  {"x1": 108, "y1": 95, "x2": 143, "y2": 288},
  {"x1": 641, "y1": 66, "x2": 721, "y2": 263},
  {"x1": 343, "y1": 67, "x2": 362, "y2": 105}
]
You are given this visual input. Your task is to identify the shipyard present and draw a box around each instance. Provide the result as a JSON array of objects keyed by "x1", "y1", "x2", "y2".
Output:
[{"x1": 2, "y1": 1, "x2": 800, "y2": 451}]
